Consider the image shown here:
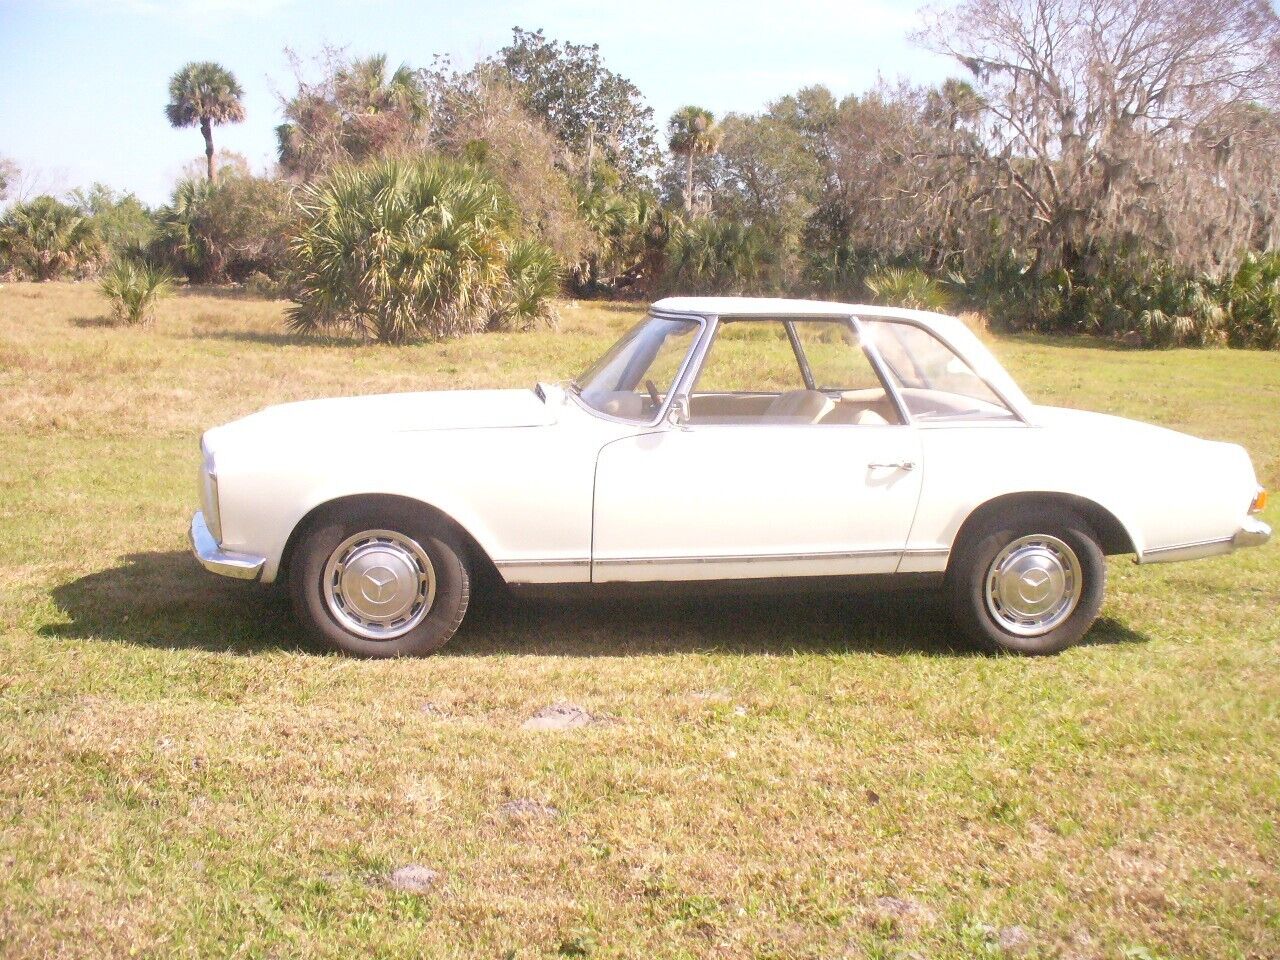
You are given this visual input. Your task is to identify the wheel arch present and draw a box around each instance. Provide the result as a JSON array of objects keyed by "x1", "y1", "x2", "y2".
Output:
[
  {"x1": 948, "y1": 491, "x2": 1137, "y2": 571},
  {"x1": 278, "y1": 493, "x2": 502, "y2": 586}
]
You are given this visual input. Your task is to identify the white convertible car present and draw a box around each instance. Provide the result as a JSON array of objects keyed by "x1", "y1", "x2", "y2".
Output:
[{"x1": 190, "y1": 297, "x2": 1270, "y2": 656}]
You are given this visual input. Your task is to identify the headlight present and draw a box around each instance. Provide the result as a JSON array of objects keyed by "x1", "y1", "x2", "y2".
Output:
[
  {"x1": 1250, "y1": 487, "x2": 1268, "y2": 515},
  {"x1": 200, "y1": 438, "x2": 223, "y2": 543}
]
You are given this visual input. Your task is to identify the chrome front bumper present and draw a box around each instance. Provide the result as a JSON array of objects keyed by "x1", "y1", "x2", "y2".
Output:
[
  {"x1": 189, "y1": 511, "x2": 265, "y2": 580},
  {"x1": 1141, "y1": 517, "x2": 1272, "y2": 563}
]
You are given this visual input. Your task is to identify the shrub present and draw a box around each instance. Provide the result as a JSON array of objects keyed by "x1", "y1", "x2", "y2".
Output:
[
  {"x1": 663, "y1": 218, "x2": 774, "y2": 294},
  {"x1": 0, "y1": 196, "x2": 102, "y2": 280},
  {"x1": 864, "y1": 266, "x2": 950, "y2": 311},
  {"x1": 495, "y1": 238, "x2": 560, "y2": 329},
  {"x1": 99, "y1": 258, "x2": 175, "y2": 325},
  {"x1": 151, "y1": 173, "x2": 295, "y2": 284},
  {"x1": 287, "y1": 156, "x2": 558, "y2": 342},
  {"x1": 1221, "y1": 251, "x2": 1280, "y2": 350},
  {"x1": 70, "y1": 184, "x2": 155, "y2": 261}
]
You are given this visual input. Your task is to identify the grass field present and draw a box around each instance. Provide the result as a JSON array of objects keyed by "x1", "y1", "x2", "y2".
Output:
[{"x1": 1, "y1": 282, "x2": 1278, "y2": 960}]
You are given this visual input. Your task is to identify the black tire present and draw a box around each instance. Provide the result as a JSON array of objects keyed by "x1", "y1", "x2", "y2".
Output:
[
  {"x1": 288, "y1": 506, "x2": 470, "y2": 658},
  {"x1": 946, "y1": 505, "x2": 1105, "y2": 655}
]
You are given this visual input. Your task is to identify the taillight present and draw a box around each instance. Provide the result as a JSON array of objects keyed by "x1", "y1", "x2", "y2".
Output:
[{"x1": 1251, "y1": 487, "x2": 1268, "y2": 515}]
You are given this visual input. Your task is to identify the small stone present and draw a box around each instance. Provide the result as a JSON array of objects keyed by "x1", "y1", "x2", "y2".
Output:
[
  {"x1": 873, "y1": 896, "x2": 925, "y2": 918},
  {"x1": 521, "y1": 702, "x2": 594, "y2": 731},
  {"x1": 996, "y1": 925, "x2": 1034, "y2": 954},
  {"x1": 865, "y1": 895, "x2": 936, "y2": 931},
  {"x1": 689, "y1": 689, "x2": 730, "y2": 702},
  {"x1": 499, "y1": 798, "x2": 558, "y2": 818},
  {"x1": 386, "y1": 864, "x2": 440, "y2": 894}
]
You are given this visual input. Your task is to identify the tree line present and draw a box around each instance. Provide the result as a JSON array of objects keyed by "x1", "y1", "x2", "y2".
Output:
[{"x1": 2, "y1": 0, "x2": 1279, "y2": 347}]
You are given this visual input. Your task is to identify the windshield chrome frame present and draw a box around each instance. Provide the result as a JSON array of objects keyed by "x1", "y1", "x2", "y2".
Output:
[{"x1": 567, "y1": 310, "x2": 710, "y2": 428}]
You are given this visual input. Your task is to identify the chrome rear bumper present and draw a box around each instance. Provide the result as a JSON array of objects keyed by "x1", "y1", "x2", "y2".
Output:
[
  {"x1": 189, "y1": 511, "x2": 265, "y2": 580},
  {"x1": 1233, "y1": 517, "x2": 1272, "y2": 550},
  {"x1": 1140, "y1": 517, "x2": 1271, "y2": 563}
]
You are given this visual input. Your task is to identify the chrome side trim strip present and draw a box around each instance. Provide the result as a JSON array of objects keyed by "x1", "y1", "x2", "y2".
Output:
[
  {"x1": 496, "y1": 549, "x2": 952, "y2": 573},
  {"x1": 593, "y1": 548, "x2": 945, "y2": 567},
  {"x1": 1139, "y1": 535, "x2": 1235, "y2": 564},
  {"x1": 1142, "y1": 535, "x2": 1232, "y2": 558},
  {"x1": 494, "y1": 558, "x2": 591, "y2": 569}
]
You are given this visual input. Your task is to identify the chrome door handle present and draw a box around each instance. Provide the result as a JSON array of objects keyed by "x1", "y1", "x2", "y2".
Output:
[{"x1": 868, "y1": 461, "x2": 915, "y2": 471}]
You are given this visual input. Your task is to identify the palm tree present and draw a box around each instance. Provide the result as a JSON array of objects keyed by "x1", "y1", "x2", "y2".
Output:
[
  {"x1": 288, "y1": 157, "x2": 557, "y2": 342},
  {"x1": 0, "y1": 196, "x2": 102, "y2": 280},
  {"x1": 335, "y1": 54, "x2": 428, "y2": 123},
  {"x1": 165, "y1": 62, "x2": 246, "y2": 183},
  {"x1": 925, "y1": 78, "x2": 984, "y2": 131},
  {"x1": 667, "y1": 106, "x2": 721, "y2": 214}
]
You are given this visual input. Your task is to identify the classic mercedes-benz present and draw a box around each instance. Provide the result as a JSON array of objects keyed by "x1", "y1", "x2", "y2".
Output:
[{"x1": 190, "y1": 297, "x2": 1270, "y2": 656}]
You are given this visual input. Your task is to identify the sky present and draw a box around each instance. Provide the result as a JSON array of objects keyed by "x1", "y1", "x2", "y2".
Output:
[{"x1": 0, "y1": 0, "x2": 956, "y2": 206}]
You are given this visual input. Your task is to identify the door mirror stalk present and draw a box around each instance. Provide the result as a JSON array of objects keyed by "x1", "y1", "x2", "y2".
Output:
[{"x1": 668, "y1": 396, "x2": 692, "y2": 430}]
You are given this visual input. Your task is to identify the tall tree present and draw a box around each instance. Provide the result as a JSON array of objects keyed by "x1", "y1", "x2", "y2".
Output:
[
  {"x1": 668, "y1": 106, "x2": 722, "y2": 213},
  {"x1": 0, "y1": 156, "x2": 16, "y2": 202},
  {"x1": 164, "y1": 62, "x2": 246, "y2": 183},
  {"x1": 494, "y1": 28, "x2": 660, "y2": 182},
  {"x1": 276, "y1": 50, "x2": 429, "y2": 180},
  {"x1": 917, "y1": 0, "x2": 1280, "y2": 272}
]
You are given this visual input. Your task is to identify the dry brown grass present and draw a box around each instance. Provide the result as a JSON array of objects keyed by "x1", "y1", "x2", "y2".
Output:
[{"x1": 0, "y1": 282, "x2": 1277, "y2": 959}]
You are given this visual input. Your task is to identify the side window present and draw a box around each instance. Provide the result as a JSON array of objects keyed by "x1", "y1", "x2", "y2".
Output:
[
  {"x1": 688, "y1": 318, "x2": 899, "y2": 425},
  {"x1": 863, "y1": 320, "x2": 1013, "y2": 421},
  {"x1": 791, "y1": 320, "x2": 883, "y2": 392},
  {"x1": 692, "y1": 320, "x2": 804, "y2": 395}
]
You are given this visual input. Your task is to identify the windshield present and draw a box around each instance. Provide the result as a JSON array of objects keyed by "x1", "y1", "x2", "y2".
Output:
[
  {"x1": 573, "y1": 314, "x2": 702, "y2": 422},
  {"x1": 861, "y1": 319, "x2": 1015, "y2": 421}
]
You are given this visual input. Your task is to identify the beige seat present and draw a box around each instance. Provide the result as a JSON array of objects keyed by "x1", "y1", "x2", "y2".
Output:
[
  {"x1": 763, "y1": 389, "x2": 834, "y2": 424},
  {"x1": 853, "y1": 408, "x2": 888, "y2": 425}
]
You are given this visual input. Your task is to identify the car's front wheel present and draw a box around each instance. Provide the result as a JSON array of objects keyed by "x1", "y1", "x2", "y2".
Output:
[
  {"x1": 289, "y1": 507, "x2": 470, "y2": 658},
  {"x1": 946, "y1": 506, "x2": 1105, "y2": 655}
]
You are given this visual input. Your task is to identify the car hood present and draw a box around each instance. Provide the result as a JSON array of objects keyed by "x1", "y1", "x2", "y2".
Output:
[{"x1": 207, "y1": 387, "x2": 557, "y2": 447}]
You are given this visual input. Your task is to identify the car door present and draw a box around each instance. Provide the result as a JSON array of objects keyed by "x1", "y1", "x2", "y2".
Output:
[{"x1": 591, "y1": 317, "x2": 924, "y2": 582}]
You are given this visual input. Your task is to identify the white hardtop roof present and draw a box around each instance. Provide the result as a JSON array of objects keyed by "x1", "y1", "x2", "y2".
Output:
[{"x1": 651, "y1": 296, "x2": 948, "y2": 322}]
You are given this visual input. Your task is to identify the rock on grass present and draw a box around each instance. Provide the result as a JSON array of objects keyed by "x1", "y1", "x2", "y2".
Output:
[
  {"x1": 385, "y1": 864, "x2": 440, "y2": 894},
  {"x1": 521, "y1": 702, "x2": 595, "y2": 731},
  {"x1": 863, "y1": 895, "x2": 936, "y2": 933},
  {"x1": 499, "y1": 798, "x2": 559, "y2": 818}
]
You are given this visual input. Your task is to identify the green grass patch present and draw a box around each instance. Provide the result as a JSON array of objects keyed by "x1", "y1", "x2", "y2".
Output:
[{"x1": 1, "y1": 282, "x2": 1277, "y2": 958}]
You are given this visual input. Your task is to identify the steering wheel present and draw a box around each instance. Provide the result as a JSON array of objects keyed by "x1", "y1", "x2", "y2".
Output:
[{"x1": 644, "y1": 379, "x2": 662, "y2": 411}]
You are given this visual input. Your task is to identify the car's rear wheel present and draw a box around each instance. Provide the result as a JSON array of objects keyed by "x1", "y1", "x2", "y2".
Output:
[
  {"x1": 946, "y1": 506, "x2": 1105, "y2": 655},
  {"x1": 289, "y1": 507, "x2": 469, "y2": 658}
]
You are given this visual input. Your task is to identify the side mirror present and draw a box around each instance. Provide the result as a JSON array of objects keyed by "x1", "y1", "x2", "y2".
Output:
[{"x1": 668, "y1": 396, "x2": 691, "y2": 428}]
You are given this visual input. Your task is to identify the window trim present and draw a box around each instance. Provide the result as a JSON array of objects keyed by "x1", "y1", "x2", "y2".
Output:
[{"x1": 568, "y1": 311, "x2": 708, "y2": 428}]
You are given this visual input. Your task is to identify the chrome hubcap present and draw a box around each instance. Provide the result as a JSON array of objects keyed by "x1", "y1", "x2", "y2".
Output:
[
  {"x1": 322, "y1": 529, "x2": 436, "y2": 640},
  {"x1": 984, "y1": 534, "x2": 1081, "y2": 637}
]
